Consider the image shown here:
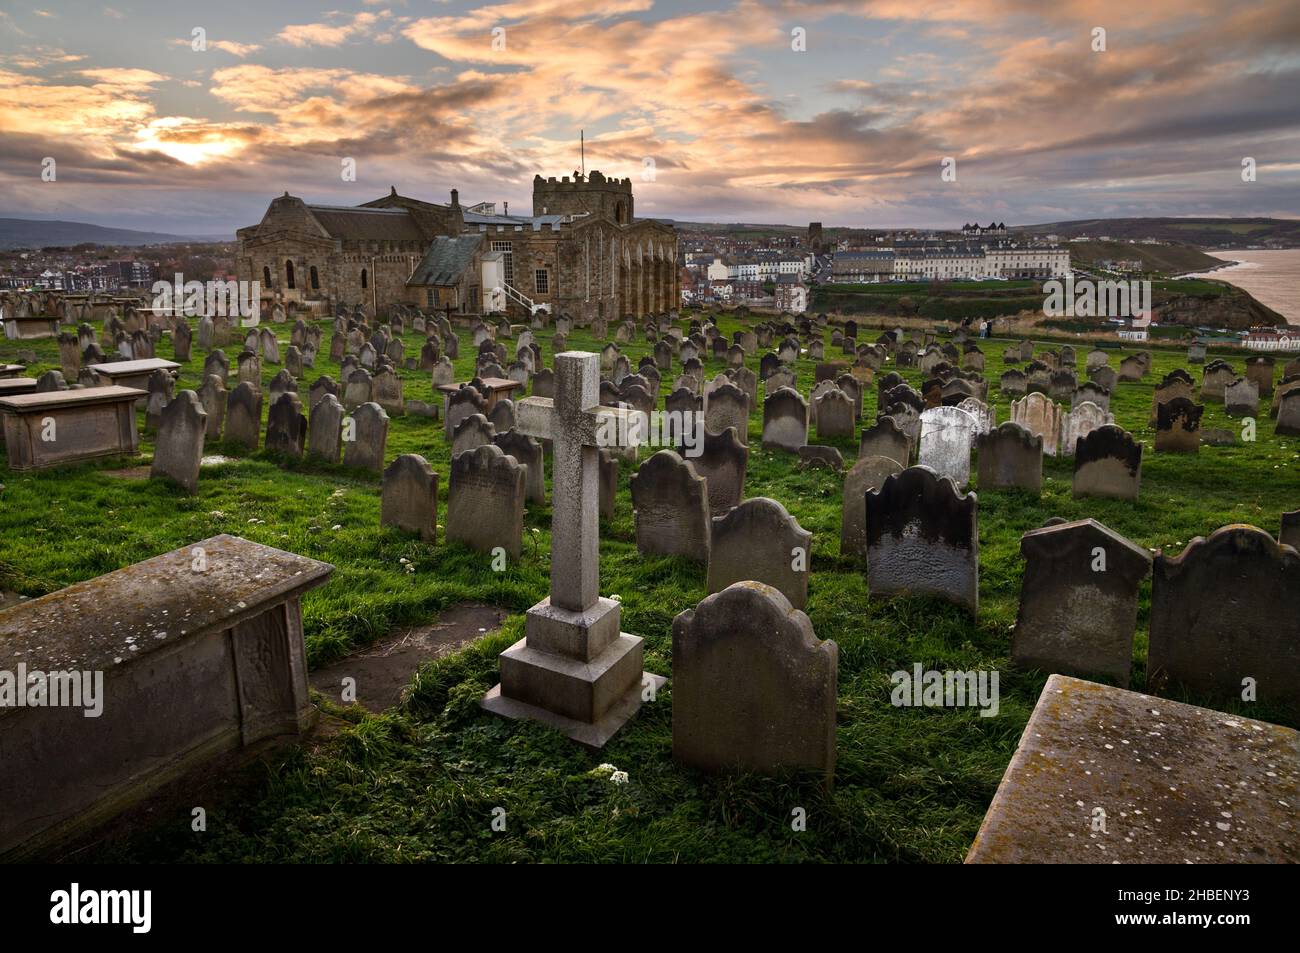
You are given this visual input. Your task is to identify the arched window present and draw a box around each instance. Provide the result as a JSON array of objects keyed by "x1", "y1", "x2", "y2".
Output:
[
  {"x1": 285, "y1": 260, "x2": 295, "y2": 289},
  {"x1": 361, "y1": 268, "x2": 368, "y2": 289},
  {"x1": 262, "y1": 266, "x2": 272, "y2": 287},
  {"x1": 310, "y1": 266, "x2": 319, "y2": 290}
]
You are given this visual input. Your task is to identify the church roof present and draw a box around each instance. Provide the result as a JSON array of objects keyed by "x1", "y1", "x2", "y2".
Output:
[
  {"x1": 408, "y1": 234, "x2": 483, "y2": 286},
  {"x1": 463, "y1": 211, "x2": 567, "y2": 229},
  {"x1": 305, "y1": 205, "x2": 425, "y2": 241}
]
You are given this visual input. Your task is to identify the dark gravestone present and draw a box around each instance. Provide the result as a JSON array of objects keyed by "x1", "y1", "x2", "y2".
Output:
[
  {"x1": 672, "y1": 582, "x2": 837, "y2": 783},
  {"x1": 687, "y1": 425, "x2": 747, "y2": 518},
  {"x1": 196, "y1": 374, "x2": 226, "y2": 441},
  {"x1": 446, "y1": 444, "x2": 525, "y2": 557},
  {"x1": 865, "y1": 466, "x2": 978, "y2": 613},
  {"x1": 707, "y1": 497, "x2": 812, "y2": 610},
  {"x1": 975, "y1": 421, "x2": 1042, "y2": 492},
  {"x1": 150, "y1": 390, "x2": 207, "y2": 494},
  {"x1": 493, "y1": 428, "x2": 545, "y2": 504},
  {"x1": 1149, "y1": 525, "x2": 1300, "y2": 708},
  {"x1": 381, "y1": 454, "x2": 439, "y2": 541},
  {"x1": 841, "y1": 455, "x2": 903, "y2": 558},
  {"x1": 1072, "y1": 424, "x2": 1142, "y2": 501},
  {"x1": 630, "y1": 450, "x2": 711, "y2": 563},
  {"x1": 224, "y1": 381, "x2": 262, "y2": 450},
  {"x1": 1154, "y1": 397, "x2": 1202, "y2": 452},
  {"x1": 266, "y1": 392, "x2": 307, "y2": 459},
  {"x1": 1012, "y1": 519, "x2": 1152, "y2": 687},
  {"x1": 308, "y1": 393, "x2": 345, "y2": 464}
]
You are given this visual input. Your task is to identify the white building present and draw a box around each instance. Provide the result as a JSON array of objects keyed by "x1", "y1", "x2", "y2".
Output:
[{"x1": 1242, "y1": 327, "x2": 1298, "y2": 351}]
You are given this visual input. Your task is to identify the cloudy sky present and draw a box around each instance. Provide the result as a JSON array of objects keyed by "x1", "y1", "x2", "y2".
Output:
[{"x1": 1, "y1": 1, "x2": 1298, "y2": 235}]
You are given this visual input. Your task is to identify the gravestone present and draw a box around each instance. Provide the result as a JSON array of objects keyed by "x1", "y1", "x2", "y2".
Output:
[
  {"x1": 343, "y1": 368, "x2": 372, "y2": 410},
  {"x1": 488, "y1": 398, "x2": 517, "y2": 434},
  {"x1": 1276, "y1": 379, "x2": 1300, "y2": 423},
  {"x1": 1118, "y1": 355, "x2": 1144, "y2": 382},
  {"x1": 381, "y1": 454, "x2": 438, "y2": 541},
  {"x1": 1281, "y1": 510, "x2": 1300, "y2": 551},
  {"x1": 630, "y1": 450, "x2": 711, "y2": 563},
  {"x1": 1201, "y1": 360, "x2": 1235, "y2": 402},
  {"x1": 1224, "y1": 377, "x2": 1259, "y2": 418},
  {"x1": 371, "y1": 367, "x2": 405, "y2": 417},
  {"x1": 482, "y1": 351, "x2": 662, "y2": 749},
  {"x1": 1072, "y1": 425, "x2": 1142, "y2": 501},
  {"x1": 965, "y1": 675, "x2": 1300, "y2": 863},
  {"x1": 446, "y1": 444, "x2": 525, "y2": 556},
  {"x1": 999, "y1": 369, "x2": 1027, "y2": 396},
  {"x1": 1154, "y1": 397, "x2": 1202, "y2": 451},
  {"x1": 342, "y1": 401, "x2": 389, "y2": 473},
  {"x1": 201, "y1": 350, "x2": 229, "y2": 384},
  {"x1": 150, "y1": 390, "x2": 207, "y2": 494},
  {"x1": 841, "y1": 455, "x2": 904, "y2": 558},
  {"x1": 144, "y1": 368, "x2": 173, "y2": 431},
  {"x1": 918, "y1": 405, "x2": 976, "y2": 487},
  {"x1": 451, "y1": 412, "x2": 496, "y2": 458},
  {"x1": 687, "y1": 425, "x2": 747, "y2": 518},
  {"x1": 308, "y1": 375, "x2": 337, "y2": 410},
  {"x1": 431, "y1": 356, "x2": 455, "y2": 388},
  {"x1": 704, "y1": 381, "x2": 749, "y2": 445},
  {"x1": 1060, "y1": 401, "x2": 1113, "y2": 456},
  {"x1": 1149, "y1": 373, "x2": 1194, "y2": 425},
  {"x1": 1010, "y1": 392, "x2": 1063, "y2": 456},
  {"x1": 1072, "y1": 382, "x2": 1110, "y2": 412},
  {"x1": 865, "y1": 466, "x2": 978, "y2": 613},
  {"x1": 707, "y1": 497, "x2": 812, "y2": 610},
  {"x1": 196, "y1": 374, "x2": 226, "y2": 441},
  {"x1": 266, "y1": 392, "x2": 307, "y2": 459},
  {"x1": 815, "y1": 387, "x2": 855, "y2": 440},
  {"x1": 761, "y1": 386, "x2": 808, "y2": 452},
  {"x1": 1245, "y1": 356, "x2": 1275, "y2": 397},
  {"x1": 444, "y1": 385, "x2": 487, "y2": 440},
  {"x1": 1089, "y1": 365, "x2": 1118, "y2": 392},
  {"x1": 1149, "y1": 525, "x2": 1300, "y2": 707},
  {"x1": 859, "y1": 415, "x2": 910, "y2": 467},
  {"x1": 975, "y1": 422, "x2": 1042, "y2": 492},
  {"x1": 224, "y1": 381, "x2": 262, "y2": 450},
  {"x1": 532, "y1": 367, "x2": 555, "y2": 398},
  {"x1": 268, "y1": 368, "x2": 297, "y2": 407},
  {"x1": 1012, "y1": 519, "x2": 1152, "y2": 687},
  {"x1": 672, "y1": 582, "x2": 837, "y2": 783},
  {"x1": 308, "y1": 393, "x2": 345, "y2": 463}
]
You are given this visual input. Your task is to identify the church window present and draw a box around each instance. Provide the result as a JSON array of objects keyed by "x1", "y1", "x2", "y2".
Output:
[
  {"x1": 534, "y1": 270, "x2": 549, "y2": 295},
  {"x1": 285, "y1": 260, "x2": 295, "y2": 289},
  {"x1": 310, "y1": 266, "x2": 319, "y2": 290},
  {"x1": 361, "y1": 268, "x2": 368, "y2": 289},
  {"x1": 491, "y1": 241, "x2": 513, "y2": 284},
  {"x1": 262, "y1": 266, "x2": 272, "y2": 287}
]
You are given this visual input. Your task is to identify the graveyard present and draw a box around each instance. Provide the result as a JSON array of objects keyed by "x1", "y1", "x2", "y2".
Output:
[{"x1": 1, "y1": 302, "x2": 1298, "y2": 864}]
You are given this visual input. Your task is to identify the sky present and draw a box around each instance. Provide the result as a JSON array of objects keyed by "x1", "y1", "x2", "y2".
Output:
[{"x1": 1, "y1": 0, "x2": 1298, "y2": 236}]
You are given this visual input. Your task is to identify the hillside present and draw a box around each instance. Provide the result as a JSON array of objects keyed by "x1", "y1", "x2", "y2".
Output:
[
  {"x1": 0, "y1": 218, "x2": 214, "y2": 250},
  {"x1": 1012, "y1": 217, "x2": 1300, "y2": 248},
  {"x1": 1065, "y1": 240, "x2": 1223, "y2": 274}
]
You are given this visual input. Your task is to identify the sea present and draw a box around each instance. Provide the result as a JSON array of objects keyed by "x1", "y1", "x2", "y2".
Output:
[{"x1": 1188, "y1": 249, "x2": 1300, "y2": 324}]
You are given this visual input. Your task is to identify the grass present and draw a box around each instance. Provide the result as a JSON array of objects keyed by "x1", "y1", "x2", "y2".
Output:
[{"x1": 2, "y1": 312, "x2": 1298, "y2": 863}]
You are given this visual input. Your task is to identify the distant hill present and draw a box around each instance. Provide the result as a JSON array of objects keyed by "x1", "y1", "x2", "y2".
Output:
[
  {"x1": 1011, "y1": 217, "x2": 1300, "y2": 248},
  {"x1": 0, "y1": 218, "x2": 225, "y2": 250},
  {"x1": 1063, "y1": 239, "x2": 1223, "y2": 274}
]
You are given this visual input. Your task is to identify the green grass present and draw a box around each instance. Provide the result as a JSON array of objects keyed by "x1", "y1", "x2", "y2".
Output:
[{"x1": 2, "y1": 312, "x2": 1297, "y2": 863}]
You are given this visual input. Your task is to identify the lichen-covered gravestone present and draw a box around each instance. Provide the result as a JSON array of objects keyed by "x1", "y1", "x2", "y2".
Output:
[
  {"x1": 630, "y1": 450, "x2": 711, "y2": 563},
  {"x1": 704, "y1": 380, "x2": 749, "y2": 445},
  {"x1": 1148, "y1": 524, "x2": 1300, "y2": 708},
  {"x1": 672, "y1": 582, "x2": 837, "y2": 784},
  {"x1": 1072, "y1": 425, "x2": 1142, "y2": 501},
  {"x1": 859, "y1": 415, "x2": 910, "y2": 467},
  {"x1": 381, "y1": 453, "x2": 438, "y2": 541},
  {"x1": 196, "y1": 374, "x2": 226, "y2": 441},
  {"x1": 706, "y1": 497, "x2": 812, "y2": 610},
  {"x1": 451, "y1": 413, "x2": 496, "y2": 458},
  {"x1": 1010, "y1": 392, "x2": 1062, "y2": 457},
  {"x1": 761, "y1": 386, "x2": 808, "y2": 452},
  {"x1": 445, "y1": 443, "x2": 524, "y2": 557},
  {"x1": 918, "y1": 405, "x2": 976, "y2": 487},
  {"x1": 966, "y1": 675, "x2": 1300, "y2": 863},
  {"x1": 1059, "y1": 400, "x2": 1113, "y2": 456},
  {"x1": 1011, "y1": 518, "x2": 1152, "y2": 687},
  {"x1": 865, "y1": 466, "x2": 978, "y2": 614},
  {"x1": 841, "y1": 455, "x2": 903, "y2": 558},
  {"x1": 150, "y1": 390, "x2": 207, "y2": 494},
  {"x1": 975, "y1": 422, "x2": 1041, "y2": 492},
  {"x1": 814, "y1": 387, "x2": 855, "y2": 441},
  {"x1": 1154, "y1": 396, "x2": 1202, "y2": 452},
  {"x1": 482, "y1": 351, "x2": 663, "y2": 750}
]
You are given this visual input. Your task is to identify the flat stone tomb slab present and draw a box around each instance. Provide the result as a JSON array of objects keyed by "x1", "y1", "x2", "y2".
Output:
[
  {"x1": 0, "y1": 534, "x2": 334, "y2": 860},
  {"x1": 436, "y1": 376, "x2": 521, "y2": 412},
  {"x1": 3, "y1": 316, "x2": 59, "y2": 340},
  {"x1": 967, "y1": 675, "x2": 1299, "y2": 864},
  {"x1": 0, "y1": 364, "x2": 26, "y2": 379},
  {"x1": 87, "y1": 359, "x2": 179, "y2": 406},
  {"x1": 0, "y1": 385, "x2": 145, "y2": 470}
]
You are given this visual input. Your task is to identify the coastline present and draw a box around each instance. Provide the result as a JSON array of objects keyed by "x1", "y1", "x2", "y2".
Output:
[{"x1": 1186, "y1": 249, "x2": 1299, "y2": 324}]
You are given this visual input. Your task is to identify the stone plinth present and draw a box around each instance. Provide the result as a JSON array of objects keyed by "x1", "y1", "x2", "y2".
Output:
[
  {"x1": 87, "y1": 358, "x2": 180, "y2": 406},
  {"x1": 0, "y1": 535, "x2": 334, "y2": 860},
  {"x1": 3, "y1": 316, "x2": 58, "y2": 340},
  {"x1": 967, "y1": 675, "x2": 1299, "y2": 864}
]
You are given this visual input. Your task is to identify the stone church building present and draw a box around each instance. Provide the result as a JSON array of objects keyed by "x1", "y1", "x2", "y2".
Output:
[{"x1": 236, "y1": 171, "x2": 678, "y2": 320}]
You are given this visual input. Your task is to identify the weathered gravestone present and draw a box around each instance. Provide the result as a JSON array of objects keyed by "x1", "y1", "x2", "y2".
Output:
[
  {"x1": 444, "y1": 384, "x2": 487, "y2": 440},
  {"x1": 975, "y1": 422, "x2": 1042, "y2": 492},
  {"x1": 1010, "y1": 392, "x2": 1062, "y2": 457},
  {"x1": 1282, "y1": 510, "x2": 1300, "y2": 551},
  {"x1": 1072, "y1": 424, "x2": 1142, "y2": 500},
  {"x1": 1148, "y1": 524, "x2": 1300, "y2": 708},
  {"x1": 865, "y1": 466, "x2": 978, "y2": 614},
  {"x1": 452, "y1": 413, "x2": 496, "y2": 457},
  {"x1": 841, "y1": 455, "x2": 904, "y2": 558},
  {"x1": 1011, "y1": 519, "x2": 1152, "y2": 687},
  {"x1": 704, "y1": 381, "x2": 749, "y2": 445},
  {"x1": 761, "y1": 386, "x2": 808, "y2": 452},
  {"x1": 965, "y1": 675, "x2": 1300, "y2": 864},
  {"x1": 815, "y1": 387, "x2": 855, "y2": 441},
  {"x1": 445, "y1": 444, "x2": 524, "y2": 556},
  {"x1": 686, "y1": 425, "x2": 747, "y2": 518},
  {"x1": 150, "y1": 390, "x2": 206, "y2": 494},
  {"x1": 196, "y1": 374, "x2": 226, "y2": 441},
  {"x1": 1224, "y1": 376, "x2": 1259, "y2": 418},
  {"x1": 266, "y1": 392, "x2": 307, "y2": 459},
  {"x1": 859, "y1": 415, "x2": 911, "y2": 467},
  {"x1": 381, "y1": 453, "x2": 438, "y2": 541},
  {"x1": 1154, "y1": 396, "x2": 1202, "y2": 452},
  {"x1": 1089, "y1": 364, "x2": 1118, "y2": 392},
  {"x1": 493, "y1": 429, "x2": 545, "y2": 504},
  {"x1": 342, "y1": 401, "x2": 389, "y2": 473},
  {"x1": 630, "y1": 450, "x2": 711, "y2": 563},
  {"x1": 672, "y1": 582, "x2": 837, "y2": 783},
  {"x1": 706, "y1": 497, "x2": 812, "y2": 610},
  {"x1": 482, "y1": 351, "x2": 662, "y2": 749},
  {"x1": 224, "y1": 381, "x2": 262, "y2": 450},
  {"x1": 308, "y1": 393, "x2": 345, "y2": 463},
  {"x1": 1245, "y1": 356, "x2": 1275, "y2": 397},
  {"x1": 918, "y1": 405, "x2": 976, "y2": 487},
  {"x1": 1059, "y1": 400, "x2": 1113, "y2": 456},
  {"x1": 1201, "y1": 359, "x2": 1236, "y2": 402}
]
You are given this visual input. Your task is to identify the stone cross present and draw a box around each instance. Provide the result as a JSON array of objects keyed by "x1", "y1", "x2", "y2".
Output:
[
  {"x1": 516, "y1": 351, "x2": 645, "y2": 611},
  {"x1": 486, "y1": 350, "x2": 662, "y2": 749}
]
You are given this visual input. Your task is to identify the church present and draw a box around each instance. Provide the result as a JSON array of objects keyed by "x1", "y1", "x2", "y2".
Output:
[{"x1": 235, "y1": 171, "x2": 679, "y2": 321}]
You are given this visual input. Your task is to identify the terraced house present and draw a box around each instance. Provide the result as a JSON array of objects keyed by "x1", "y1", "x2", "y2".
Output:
[{"x1": 236, "y1": 171, "x2": 678, "y2": 321}]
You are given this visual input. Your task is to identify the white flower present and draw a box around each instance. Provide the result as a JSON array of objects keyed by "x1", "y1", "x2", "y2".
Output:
[
  {"x1": 594, "y1": 763, "x2": 616, "y2": 775},
  {"x1": 610, "y1": 770, "x2": 629, "y2": 785},
  {"x1": 332, "y1": 524, "x2": 342, "y2": 531}
]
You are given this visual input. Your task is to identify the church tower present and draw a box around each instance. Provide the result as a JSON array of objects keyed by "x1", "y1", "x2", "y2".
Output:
[{"x1": 532, "y1": 170, "x2": 634, "y2": 224}]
